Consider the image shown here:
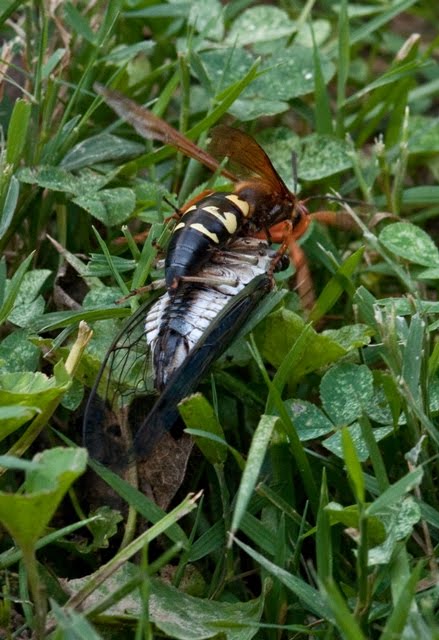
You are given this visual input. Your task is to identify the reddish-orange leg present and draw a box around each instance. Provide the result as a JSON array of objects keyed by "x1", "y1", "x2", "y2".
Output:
[{"x1": 257, "y1": 210, "x2": 356, "y2": 310}]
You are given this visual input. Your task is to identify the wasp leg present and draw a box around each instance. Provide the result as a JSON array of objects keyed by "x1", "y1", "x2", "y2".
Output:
[
  {"x1": 116, "y1": 279, "x2": 166, "y2": 303},
  {"x1": 177, "y1": 274, "x2": 240, "y2": 287},
  {"x1": 289, "y1": 239, "x2": 315, "y2": 310},
  {"x1": 309, "y1": 210, "x2": 358, "y2": 231}
]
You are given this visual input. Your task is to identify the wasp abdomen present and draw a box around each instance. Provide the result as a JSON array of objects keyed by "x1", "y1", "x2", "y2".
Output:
[{"x1": 165, "y1": 192, "x2": 250, "y2": 289}]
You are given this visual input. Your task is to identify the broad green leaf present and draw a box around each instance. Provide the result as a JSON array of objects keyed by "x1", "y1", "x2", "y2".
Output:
[
  {"x1": 320, "y1": 364, "x2": 374, "y2": 425},
  {"x1": 0, "y1": 329, "x2": 40, "y2": 373},
  {"x1": 188, "y1": 0, "x2": 224, "y2": 41},
  {"x1": 9, "y1": 269, "x2": 51, "y2": 308},
  {"x1": 0, "y1": 406, "x2": 39, "y2": 441},
  {"x1": 61, "y1": 133, "x2": 145, "y2": 171},
  {"x1": 252, "y1": 45, "x2": 335, "y2": 102},
  {"x1": 284, "y1": 400, "x2": 334, "y2": 440},
  {"x1": 230, "y1": 415, "x2": 278, "y2": 537},
  {"x1": 79, "y1": 506, "x2": 123, "y2": 553},
  {"x1": 230, "y1": 97, "x2": 288, "y2": 121},
  {"x1": 0, "y1": 448, "x2": 87, "y2": 549},
  {"x1": 60, "y1": 377, "x2": 84, "y2": 411},
  {"x1": 18, "y1": 165, "x2": 109, "y2": 194},
  {"x1": 408, "y1": 115, "x2": 439, "y2": 154},
  {"x1": 135, "y1": 180, "x2": 172, "y2": 211},
  {"x1": 69, "y1": 565, "x2": 263, "y2": 639},
  {"x1": 419, "y1": 266, "x2": 439, "y2": 279},
  {"x1": 6, "y1": 99, "x2": 31, "y2": 166},
  {"x1": 199, "y1": 48, "x2": 255, "y2": 95},
  {"x1": 325, "y1": 502, "x2": 386, "y2": 544},
  {"x1": 368, "y1": 497, "x2": 421, "y2": 566},
  {"x1": 254, "y1": 308, "x2": 346, "y2": 384},
  {"x1": 242, "y1": 125, "x2": 353, "y2": 191},
  {"x1": 200, "y1": 45, "x2": 334, "y2": 121},
  {"x1": 323, "y1": 424, "x2": 392, "y2": 462},
  {"x1": 379, "y1": 222, "x2": 439, "y2": 267},
  {"x1": 293, "y1": 133, "x2": 352, "y2": 180},
  {"x1": 73, "y1": 188, "x2": 136, "y2": 226},
  {"x1": 366, "y1": 467, "x2": 423, "y2": 517},
  {"x1": 366, "y1": 379, "x2": 402, "y2": 426},
  {"x1": 178, "y1": 393, "x2": 227, "y2": 465},
  {"x1": 322, "y1": 324, "x2": 373, "y2": 351},
  {"x1": 0, "y1": 371, "x2": 68, "y2": 409},
  {"x1": 8, "y1": 297, "x2": 46, "y2": 328},
  {"x1": 296, "y1": 19, "x2": 331, "y2": 47},
  {"x1": 225, "y1": 6, "x2": 296, "y2": 45}
]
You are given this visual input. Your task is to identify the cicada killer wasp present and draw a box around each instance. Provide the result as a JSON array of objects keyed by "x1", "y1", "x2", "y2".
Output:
[{"x1": 93, "y1": 84, "x2": 319, "y2": 294}]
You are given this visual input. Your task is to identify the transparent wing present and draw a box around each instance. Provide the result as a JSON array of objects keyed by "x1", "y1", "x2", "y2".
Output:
[{"x1": 83, "y1": 297, "x2": 160, "y2": 467}]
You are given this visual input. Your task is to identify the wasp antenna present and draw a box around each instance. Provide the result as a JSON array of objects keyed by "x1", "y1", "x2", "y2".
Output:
[
  {"x1": 305, "y1": 194, "x2": 373, "y2": 208},
  {"x1": 163, "y1": 195, "x2": 181, "y2": 215}
]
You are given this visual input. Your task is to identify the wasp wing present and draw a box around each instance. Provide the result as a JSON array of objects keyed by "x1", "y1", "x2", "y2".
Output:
[
  {"x1": 208, "y1": 124, "x2": 291, "y2": 195},
  {"x1": 94, "y1": 83, "x2": 237, "y2": 182}
]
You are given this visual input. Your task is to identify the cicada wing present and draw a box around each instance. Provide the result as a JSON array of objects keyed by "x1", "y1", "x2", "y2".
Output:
[
  {"x1": 83, "y1": 297, "x2": 160, "y2": 467},
  {"x1": 133, "y1": 273, "x2": 274, "y2": 460}
]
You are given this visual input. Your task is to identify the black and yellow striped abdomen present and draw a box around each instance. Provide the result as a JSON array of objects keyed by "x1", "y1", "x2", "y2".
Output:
[{"x1": 165, "y1": 191, "x2": 250, "y2": 289}]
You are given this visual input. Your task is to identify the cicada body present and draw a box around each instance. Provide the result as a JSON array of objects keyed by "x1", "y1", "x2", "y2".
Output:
[{"x1": 83, "y1": 238, "x2": 286, "y2": 464}]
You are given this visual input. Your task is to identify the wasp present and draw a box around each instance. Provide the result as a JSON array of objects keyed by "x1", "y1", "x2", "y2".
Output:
[{"x1": 94, "y1": 84, "x2": 316, "y2": 294}]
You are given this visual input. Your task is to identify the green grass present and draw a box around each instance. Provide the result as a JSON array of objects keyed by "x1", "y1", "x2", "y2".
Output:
[{"x1": 1, "y1": 1, "x2": 439, "y2": 638}]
